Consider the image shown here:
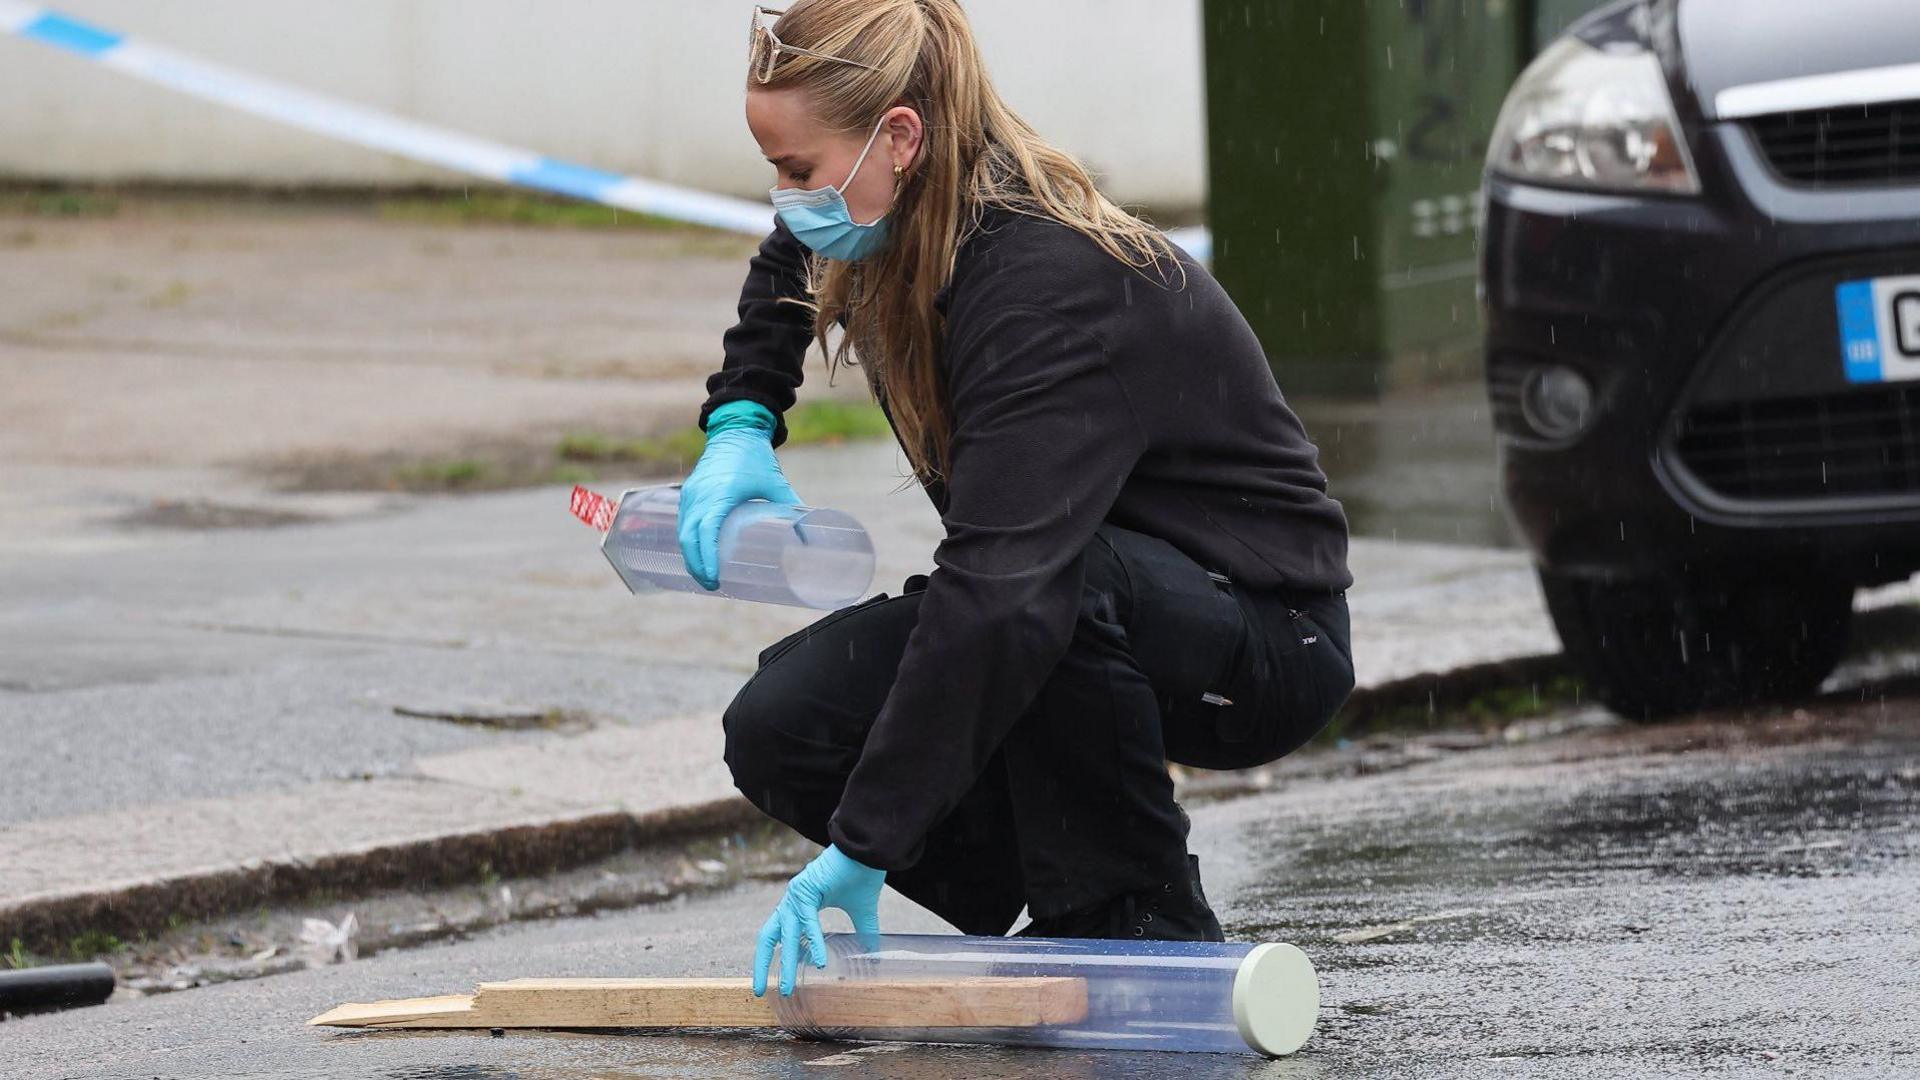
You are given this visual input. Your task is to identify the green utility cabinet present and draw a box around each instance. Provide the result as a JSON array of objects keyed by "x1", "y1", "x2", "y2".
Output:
[
  {"x1": 1203, "y1": 0, "x2": 1526, "y2": 395},
  {"x1": 1531, "y1": 0, "x2": 1613, "y2": 48}
]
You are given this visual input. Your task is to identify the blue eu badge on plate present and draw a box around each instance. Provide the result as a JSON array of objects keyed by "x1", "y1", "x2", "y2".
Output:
[{"x1": 1837, "y1": 276, "x2": 1920, "y2": 384}]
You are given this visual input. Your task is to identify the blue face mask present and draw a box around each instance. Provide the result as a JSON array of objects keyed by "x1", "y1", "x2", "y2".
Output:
[{"x1": 769, "y1": 117, "x2": 893, "y2": 261}]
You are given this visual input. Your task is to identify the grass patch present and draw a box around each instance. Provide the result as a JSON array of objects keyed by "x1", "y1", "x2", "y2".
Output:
[
  {"x1": 554, "y1": 402, "x2": 888, "y2": 474},
  {"x1": 0, "y1": 189, "x2": 121, "y2": 218},
  {"x1": 5, "y1": 937, "x2": 33, "y2": 969},
  {"x1": 66, "y1": 929, "x2": 124, "y2": 960},
  {"x1": 282, "y1": 402, "x2": 893, "y2": 494},
  {"x1": 379, "y1": 192, "x2": 689, "y2": 232},
  {"x1": 785, "y1": 400, "x2": 893, "y2": 444},
  {"x1": 392, "y1": 459, "x2": 492, "y2": 491},
  {"x1": 557, "y1": 428, "x2": 709, "y2": 470},
  {"x1": 1324, "y1": 662, "x2": 1585, "y2": 742}
]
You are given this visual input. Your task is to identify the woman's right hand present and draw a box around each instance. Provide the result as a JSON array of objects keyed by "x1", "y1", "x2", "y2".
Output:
[{"x1": 678, "y1": 400, "x2": 802, "y2": 590}]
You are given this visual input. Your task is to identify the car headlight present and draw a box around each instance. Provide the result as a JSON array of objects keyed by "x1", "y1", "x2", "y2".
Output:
[{"x1": 1487, "y1": 36, "x2": 1700, "y2": 195}]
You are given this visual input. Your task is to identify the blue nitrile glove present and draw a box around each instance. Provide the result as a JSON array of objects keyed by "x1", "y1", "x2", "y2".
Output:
[
  {"x1": 678, "y1": 400, "x2": 801, "y2": 590},
  {"x1": 753, "y1": 844, "x2": 884, "y2": 997}
]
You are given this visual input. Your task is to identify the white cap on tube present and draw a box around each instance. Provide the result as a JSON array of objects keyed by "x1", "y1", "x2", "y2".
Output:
[{"x1": 1231, "y1": 942, "x2": 1319, "y2": 1057}]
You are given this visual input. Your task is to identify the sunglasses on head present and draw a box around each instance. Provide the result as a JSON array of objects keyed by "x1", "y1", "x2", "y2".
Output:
[{"x1": 748, "y1": 5, "x2": 881, "y2": 85}]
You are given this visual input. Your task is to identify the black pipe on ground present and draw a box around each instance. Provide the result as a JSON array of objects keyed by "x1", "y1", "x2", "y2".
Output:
[{"x1": 0, "y1": 963, "x2": 116, "y2": 1015}]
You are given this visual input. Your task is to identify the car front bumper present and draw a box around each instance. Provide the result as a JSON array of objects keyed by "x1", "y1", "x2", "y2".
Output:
[{"x1": 1482, "y1": 121, "x2": 1920, "y2": 584}]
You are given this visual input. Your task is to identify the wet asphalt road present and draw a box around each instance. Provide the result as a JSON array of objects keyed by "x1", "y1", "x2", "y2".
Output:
[{"x1": 6, "y1": 694, "x2": 1917, "y2": 1079}]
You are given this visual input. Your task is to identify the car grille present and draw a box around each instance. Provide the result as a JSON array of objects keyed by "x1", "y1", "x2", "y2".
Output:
[
  {"x1": 1748, "y1": 99, "x2": 1920, "y2": 186},
  {"x1": 1674, "y1": 384, "x2": 1920, "y2": 501}
]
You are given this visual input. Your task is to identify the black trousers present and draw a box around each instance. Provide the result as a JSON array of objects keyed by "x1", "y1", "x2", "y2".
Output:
[{"x1": 722, "y1": 523, "x2": 1354, "y2": 936}]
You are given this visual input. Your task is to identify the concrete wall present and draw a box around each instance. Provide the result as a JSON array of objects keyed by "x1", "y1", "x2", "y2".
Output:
[{"x1": 0, "y1": 1, "x2": 1206, "y2": 210}]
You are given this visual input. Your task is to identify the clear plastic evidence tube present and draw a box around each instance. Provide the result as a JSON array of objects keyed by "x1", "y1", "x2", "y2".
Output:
[
  {"x1": 600, "y1": 484, "x2": 875, "y2": 610},
  {"x1": 769, "y1": 933, "x2": 1319, "y2": 1057}
]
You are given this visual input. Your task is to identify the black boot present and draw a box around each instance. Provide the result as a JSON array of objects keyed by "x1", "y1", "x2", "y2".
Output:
[{"x1": 1018, "y1": 855, "x2": 1224, "y2": 942}]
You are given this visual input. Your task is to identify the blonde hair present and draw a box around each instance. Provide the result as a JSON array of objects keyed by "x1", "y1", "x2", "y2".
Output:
[{"x1": 753, "y1": 0, "x2": 1181, "y2": 485}]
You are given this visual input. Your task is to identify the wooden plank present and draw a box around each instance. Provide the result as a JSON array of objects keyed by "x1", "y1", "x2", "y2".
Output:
[
  {"x1": 797, "y1": 977, "x2": 1088, "y2": 1029},
  {"x1": 310, "y1": 976, "x2": 1089, "y2": 1031},
  {"x1": 472, "y1": 978, "x2": 777, "y2": 1029},
  {"x1": 307, "y1": 994, "x2": 479, "y2": 1029}
]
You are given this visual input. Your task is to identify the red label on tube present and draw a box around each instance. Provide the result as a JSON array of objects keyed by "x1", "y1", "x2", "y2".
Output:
[{"x1": 569, "y1": 485, "x2": 617, "y2": 533}]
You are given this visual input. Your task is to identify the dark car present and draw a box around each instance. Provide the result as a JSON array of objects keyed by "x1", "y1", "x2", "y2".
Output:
[{"x1": 1479, "y1": 0, "x2": 1920, "y2": 718}]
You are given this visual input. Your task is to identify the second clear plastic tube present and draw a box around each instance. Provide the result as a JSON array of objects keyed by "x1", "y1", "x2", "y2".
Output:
[
  {"x1": 599, "y1": 484, "x2": 875, "y2": 610},
  {"x1": 768, "y1": 933, "x2": 1318, "y2": 1057}
]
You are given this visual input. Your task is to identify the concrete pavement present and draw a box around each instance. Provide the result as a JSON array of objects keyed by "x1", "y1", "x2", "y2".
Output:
[
  {"x1": 0, "y1": 433, "x2": 1587, "y2": 952},
  {"x1": 0, "y1": 204, "x2": 768, "y2": 473}
]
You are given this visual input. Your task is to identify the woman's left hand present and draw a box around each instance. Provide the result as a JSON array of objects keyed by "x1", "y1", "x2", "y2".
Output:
[{"x1": 753, "y1": 844, "x2": 885, "y2": 997}]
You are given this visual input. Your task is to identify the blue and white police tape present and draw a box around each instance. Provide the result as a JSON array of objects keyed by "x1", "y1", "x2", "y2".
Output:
[
  {"x1": 0, "y1": 2, "x2": 773, "y2": 234},
  {"x1": 0, "y1": 3, "x2": 1210, "y2": 260}
]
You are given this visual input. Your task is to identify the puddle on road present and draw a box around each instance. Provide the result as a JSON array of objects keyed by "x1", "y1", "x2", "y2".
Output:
[
  {"x1": 1521, "y1": 758, "x2": 1918, "y2": 881},
  {"x1": 1217, "y1": 715, "x2": 1920, "y2": 1069},
  {"x1": 1228, "y1": 739, "x2": 1920, "y2": 951}
]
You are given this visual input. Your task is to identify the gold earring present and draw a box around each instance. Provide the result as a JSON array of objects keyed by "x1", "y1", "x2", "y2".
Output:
[{"x1": 893, "y1": 164, "x2": 905, "y2": 179}]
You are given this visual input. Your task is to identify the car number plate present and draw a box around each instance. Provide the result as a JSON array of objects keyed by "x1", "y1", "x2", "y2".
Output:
[{"x1": 1837, "y1": 275, "x2": 1920, "y2": 383}]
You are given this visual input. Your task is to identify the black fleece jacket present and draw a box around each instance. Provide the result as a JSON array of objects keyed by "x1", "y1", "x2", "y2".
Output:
[{"x1": 699, "y1": 207, "x2": 1351, "y2": 871}]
